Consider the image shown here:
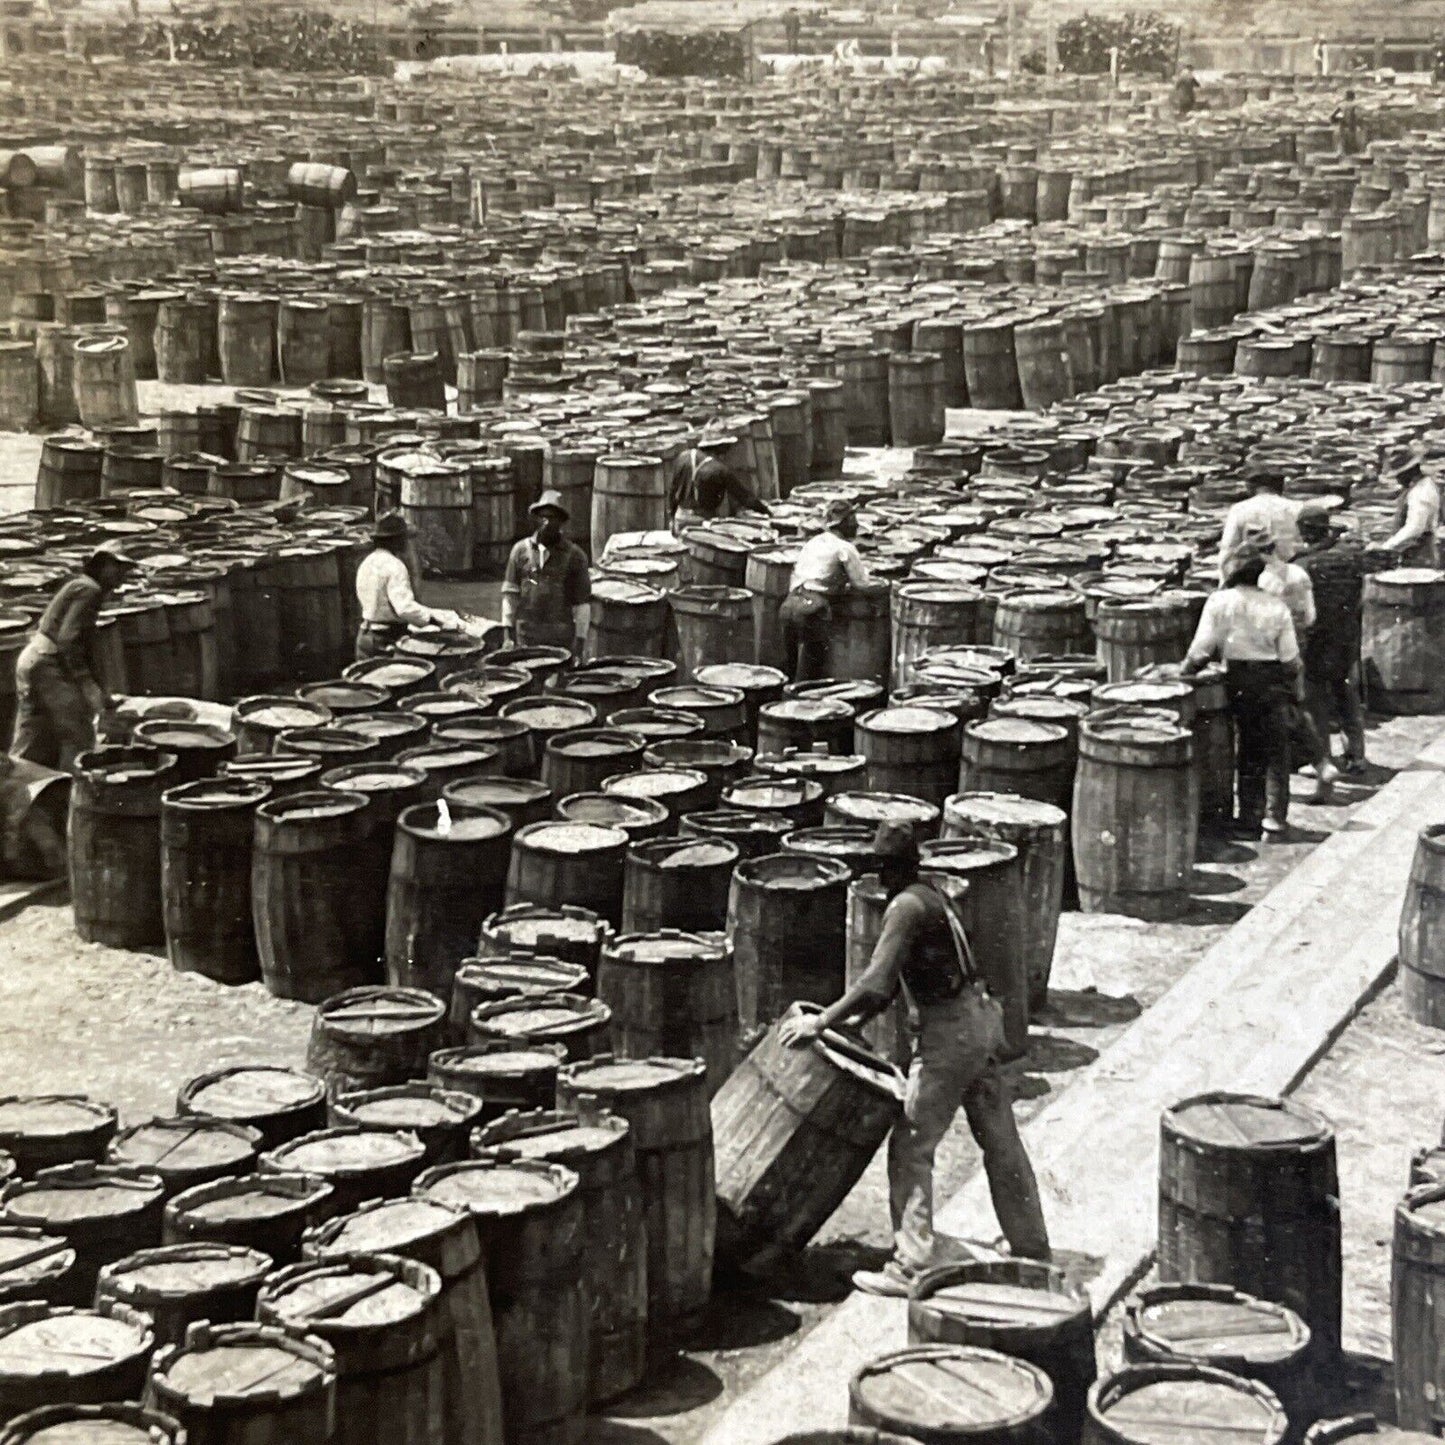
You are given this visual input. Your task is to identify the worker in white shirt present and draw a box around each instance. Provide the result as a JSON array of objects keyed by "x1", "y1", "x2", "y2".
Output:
[
  {"x1": 1218, "y1": 467, "x2": 1302, "y2": 580},
  {"x1": 1183, "y1": 535, "x2": 1301, "y2": 840},
  {"x1": 779, "y1": 499, "x2": 879, "y2": 682},
  {"x1": 1379, "y1": 448, "x2": 1440, "y2": 569},
  {"x1": 354, "y1": 512, "x2": 462, "y2": 660}
]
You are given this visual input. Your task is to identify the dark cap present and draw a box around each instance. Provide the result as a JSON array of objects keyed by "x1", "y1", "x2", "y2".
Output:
[
  {"x1": 88, "y1": 542, "x2": 139, "y2": 570},
  {"x1": 372, "y1": 512, "x2": 408, "y2": 542},
  {"x1": 1296, "y1": 504, "x2": 1335, "y2": 537},
  {"x1": 529, "y1": 489, "x2": 569, "y2": 520},
  {"x1": 872, "y1": 819, "x2": 919, "y2": 866},
  {"x1": 824, "y1": 499, "x2": 857, "y2": 529}
]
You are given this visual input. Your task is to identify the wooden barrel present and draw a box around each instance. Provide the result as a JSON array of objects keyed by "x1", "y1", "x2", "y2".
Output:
[
  {"x1": 400, "y1": 459, "x2": 474, "y2": 578},
  {"x1": 0, "y1": 1226, "x2": 77, "y2": 1307},
  {"x1": 621, "y1": 836, "x2": 738, "y2": 936},
  {"x1": 1072, "y1": 715, "x2": 1197, "y2": 922},
  {"x1": 757, "y1": 697, "x2": 856, "y2": 758},
  {"x1": 472, "y1": 1109, "x2": 646, "y2": 1404},
  {"x1": 145, "y1": 1322, "x2": 335, "y2": 1445},
  {"x1": 0, "y1": 1403, "x2": 184, "y2": 1442},
  {"x1": 1391, "y1": 1183, "x2": 1445, "y2": 1431},
  {"x1": 216, "y1": 295, "x2": 277, "y2": 388},
  {"x1": 713, "y1": 1004, "x2": 903, "y2": 1272},
  {"x1": 1085, "y1": 1364, "x2": 1287, "y2": 1445},
  {"x1": 850, "y1": 1344, "x2": 1054, "y2": 1443},
  {"x1": 96, "y1": 1242, "x2": 271, "y2": 1346},
  {"x1": 892, "y1": 583, "x2": 985, "y2": 689},
  {"x1": 590, "y1": 579, "x2": 668, "y2": 660},
  {"x1": 963, "y1": 317, "x2": 1024, "y2": 411},
  {"x1": 918, "y1": 840, "x2": 1029, "y2": 1061},
  {"x1": 960, "y1": 718, "x2": 1073, "y2": 813},
  {"x1": 449, "y1": 955, "x2": 588, "y2": 1039},
  {"x1": 0, "y1": 1164, "x2": 163, "y2": 1303},
  {"x1": 1122, "y1": 1282, "x2": 1312, "y2": 1431},
  {"x1": 1401, "y1": 823, "x2": 1445, "y2": 1029},
  {"x1": 826, "y1": 588, "x2": 892, "y2": 684},
  {"x1": 476, "y1": 902, "x2": 608, "y2": 981},
  {"x1": 69, "y1": 746, "x2": 178, "y2": 949},
  {"x1": 1363, "y1": 569, "x2": 1445, "y2": 715},
  {"x1": 596, "y1": 931, "x2": 736, "y2": 1096},
  {"x1": 234, "y1": 697, "x2": 333, "y2": 757},
  {"x1": 176, "y1": 1065, "x2": 326, "y2": 1152},
  {"x1": 668, "y1": 585, "x2": 754, "y2": 682},
  {"x1": 506, "y1": 820, "x2": 628, "y2": 930},
  {"x1": 386, "y1": 802, "x2": 513, "y2": 1001},
  {"x1": 467, "y1": 993, "x2": 612, "y2": 1063},
  {"x1": 306, "y1": 986, "x2": 446, "y2": 1098},
  {"x1": 1159, "y1": 1093, "x2": 1341, "y2": 1364},
  {"x1": 302, "y1": 1195, "x2": 503, "y2": 1445},
  {"x1": 106, "y1": 1118, "x2": 260, "y2": 1201},
  {"x1": 941, "y1": 793, "x2": 1065, "y2": 1011},
  {"x1": 603, "y1": 767, "x2": 710, "y2": 827},
  {"x1": 994, "y1": 591, "x2": 1092, "y2": 660},
  {"x1": 257, "y1": 1253, "x2": 442, "y2": 1445},
  {"x1": 728, "y1": 852, "x2": 849, "y2": 1034},
  {"x1": 72, "y1": 336, "x2": 138, "y2": 429},
  {"x1": 555, "y1": 1056, "x2": 713, "y2": 1336},
  {"x1": 855, "y1": 705, "x2": 960, "y2": 809},
  {"x1": 0, "y1": 1098, "x2": 116, "y2": 1181},
  {"x1": 160, "y1": 777, "x2": 268, "y2": 987},
  {"x1": 415, "y1": 1158, "x2": 588, "y2": 1445},
  {"x1": 827, "y1": 790, "x2": 941, "y2": 840},
  {"x1": 592, "y1": 455, "x2": 667, "y2": 559},
  {"x1": 1094, "y1": 599, "x2": 1199, "y2": 683},
  {"x1": 162, "y1": 1173, "x2": 333, "y2": 1265},
  {"x1": 427, "y1": 1043, "x2": 565, "y2": 1124},
  {"x1": 328, "y1": 1084, "x2": 480, "y2": 1170},
  {"x1": 909, "y1": 1259, "x2": 1096, "y2": 1444},
  {"x1": 889, "y1": 351, "x2": 946, "y2": 447},
  {"x1": 0, "y1": 1302, "x2": 154, "y2": 1420},
  {"x1": 541, "y1": 730, "x2": 645, "y2": 801}
]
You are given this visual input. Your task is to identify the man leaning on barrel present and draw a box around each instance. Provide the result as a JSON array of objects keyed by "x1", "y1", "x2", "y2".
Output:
[
  {"x1": 501, "y1": 490, "x2": 591, "y2": 657},
  {"x1": 781, "y1": 820, "x2": 1050, "y2": 1296},
  {"x1": 355, "y1": 512, "x2": 462, "y2": 660}
]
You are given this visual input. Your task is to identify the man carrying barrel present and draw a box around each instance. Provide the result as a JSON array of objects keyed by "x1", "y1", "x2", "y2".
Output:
[
  {"x1": 779, "y1": 499, "x2": 877, "y2": 682},
  {"x1": 669, "y1": 443, "x2": 770, "y2": 535},
  {"x1": 781, "y1": 820, "x2": 1050, "y2": 1296},
  {"x1": 1184, "y1": 535, "x2": 1301, "y2": 839},
  {"x1": 1218, "y1": 465, "x2": 1301, "y2": 579},
  {"x1": 1378, "y1": 446, "x2": 1440, "y2": 568},
  {"x1": 355, "y1": 512, "x2": 462, "y2": 661},
  {"x1": 1295, "y1": 505, "x2": 1367, "y2": 777},
  {"x1": 501, "y1": 490, "x2": 592, "y2": 657},
  {"x1": 11, "y1": 543, "x2": 136, "y2": 772}
]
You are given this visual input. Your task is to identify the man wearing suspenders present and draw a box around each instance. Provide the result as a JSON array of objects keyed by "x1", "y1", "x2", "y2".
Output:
[{"x1": 782, "y1": 820, "x2": 1050, "y2": 1296}]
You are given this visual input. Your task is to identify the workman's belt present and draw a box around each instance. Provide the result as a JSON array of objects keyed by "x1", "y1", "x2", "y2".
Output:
[{"x1": 360, "y1": 620, "x2": 405, "y2": 632}]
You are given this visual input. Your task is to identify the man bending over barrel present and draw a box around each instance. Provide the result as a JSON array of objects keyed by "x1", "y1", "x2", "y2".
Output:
[{"x1": 781, "y1": 820, "x2": 1050, "y2": 1296}]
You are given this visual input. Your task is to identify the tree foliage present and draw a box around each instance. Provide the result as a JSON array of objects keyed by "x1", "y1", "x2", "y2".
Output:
[{"x1": 1055, "y1": 10, "x2": 1179, "y2": 77}]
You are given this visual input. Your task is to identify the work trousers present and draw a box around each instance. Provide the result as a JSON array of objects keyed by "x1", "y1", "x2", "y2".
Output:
[
  {"x1": 888, "y1": 989, "x2": 1049, "y2": 1272},
  {"x1": 1225, "y1": 660, "x2": 1291, "y2": 830},
  {"x1": 11, "y1": 647, "x2": 94, "y2": 772},
  {"x1": 779, "y1": 590, "x2": 831, "y2": 683},
  {"x1": 1304, "y1": 636, "x2": 1365, "y2": 763},
  {"x1": 355, "y1": 622, "x2": 404, "y2": 661}
]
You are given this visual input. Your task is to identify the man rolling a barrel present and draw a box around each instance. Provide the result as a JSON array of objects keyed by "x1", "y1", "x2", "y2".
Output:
[
  {"x1": 11, "y1": 542, "x2": 136, "y2": 771},
  {"x1": 781, "y1": 820, "x2": 1050, "y2": 1295},
  {"x1": 501, "y1": 490, "x2": 592, "y2": 657},
  {"x1": 355, "y1": 512, "x2": 462, "y2": 660},
  {"x1": 779, "y1": 499, "x2": 878, "y2": 682},
  {"x1": 669, "y1": 441, "x2": 770, "y2": 535}
]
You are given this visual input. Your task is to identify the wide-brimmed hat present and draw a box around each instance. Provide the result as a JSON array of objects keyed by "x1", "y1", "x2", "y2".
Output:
[
  {"x1": 824, "y1": 499, "x2": 857, "y2": 529},
  {"x1": 529, "y1": 489, "x2": 569, "y2": 520},
  {"x1": 372, "y1": 512, "x2": 408, "y2": 542},
  {"x1": 1296, "y1": 504, "x2": 1339, "y2": 538},
  {"x1": 872, "y1": 819, "x2": 919, "y2": 866}
]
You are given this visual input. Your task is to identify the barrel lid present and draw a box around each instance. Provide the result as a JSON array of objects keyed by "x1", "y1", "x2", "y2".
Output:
[
  {"x1": 516, "y1": 820, "x2": 628, "y2": 854},
  {"x1": 501, "y1": 697, "x2": 597, "y2": 729},
  {"x1": 0, "y1": 1402, "x2": 180, "y2": 1442},
  {"x1": 305, "y1": 1197, "x2": 466, "y2": 1259},
  {"x1": 445, "y1": 777, "x2": 551, "y2": 809},
  {"x1": 592, "y1": 577, "x2": 663, "y2": 604},
  {"x1": 634, "y1": 838, "x2": 736, "y2": 869},
  {"x1": 725, "y1": 776, "x2": 822, "y2": 809},
  {"x1": 264, "y1": 1128, "x2": 425, "y2": 1178},
  {"x1": 1130, "y1": 1284, "x2": 1309, "y2": 1365},
  {"x1": 0, "y1": 1309, "x2": 153, "y2": 1379},
  {"x1": 4, "y1": 1166, "x2": 164, "y2": 1224},
  {"x1": 472, "y1": 1110, "x2": 628, "y2": 1164},
  {"x1": 153, "y1": 1325, "x2": 332, "y2": 1406},
  {"x1": 338, "y1": 714, "x2": 428, "y2": 742},
  {"x1": 299, "y1": 682, "x2": 389, "y2": 709},
  {"x1": 1090, "y1": 1364, "x2": 1286, "y2": 1445},
  {"x1": 1373, "y1": 567, "x2": 1443, "y2": 586},
  {"x1": 320, "y1": 764, "x2": 426, "y2": 795},
  {"x1": 763, "y1": 696, "x2": 854, "y2": 723},
  {"x1": 897, "y1": 580, "x2": 985, "y2": 602},
  {"x1": 966, "y1": 718, "x2": 1068, "y2": 745},
  {"x1": 222, "y1": 757, "x2": 320, "y2": 783},
  {"x1": 107, "y1": 1117, "x2": 260, "y2": 1178},
  {"x1": 472, "y1": 995, "x2": 608, "y2": 1038},
  {"x1": 558, "y1": 1057, "x2": 705, "y2": 1094},
  {"x1": 604, "y1": 768, "x2": 707, "y2": 799},
  {"x1": 135, "y1": 722, "x2": 233, "y2": 749},
  {"x1": 0, "y1": 1227, "x2": 74, "y2": 1289},
  {"x1": 913, "y1": 1269, "x2": 1086, "y2": 1332},
  {"x1": 333, "y1": 1086, "x2": 481, "y2": 1134},
  {"x1": 417, "y1": 1159, "x2": 579, "y2": 1218},
  {"x1": 234, "y1": 699, "x2": 327, "y2": 730},
  {"x1": 944, "y1": 793, "x2": 1067, "y2": 829},
  {"x1": 257, "y1": 789, "x2": 366, "y2": 823},
  {"x1": 456, "y1": 956, "x2": 588, "y2": 992},
  {"x1": 395, "y1": 744, "x2": 495, "y2": 773},
  {"x1": 431, "y1": 1046, "x2": 564, "y2": 1079},
  {"x1": 556, "y1": 793, "x2": 666, "y2": 830},
  {"x1": 399, "y1": 802, "x2": 509, "y2": 843},
  {"x1": 605, "y1": 932, "x2": 725, "y2": 964},
  {"x1": 0, "y1": 1097, "x2": 116, "y2": 1142},
  {"x1": 346, "y1": 659, "x2": 434, "y2": 688},
  {"x1": 828, "y1": 792, "x2": 940, "y2": 827},
  {"x1": 695, "y1": 663, "x2": 786, "y2": 691},
  {"x1": 179, "y1": 1066, "x2": 325, "y2": 1122},
  {"x1": 172, "y1": 1173, "x2": 331, "y2": 1225},
  {"x1": 1162, "y1": 1093, "x2": 1333, "y2": 1152},
  {"x1": 921, "y1": 838, "x2": 1019, "y2": 875},
  {"x1": 859, "y1": 705, "x2": 955, "y2": 735},
  {"x1": 549, "y1": 729, "x2": 643, "y2": 759},
  {"x1": 1084, "y1": 715, "x2": 1191, "y2": 746},
  {"x1": 481, "y1": 905, "x2": 605, "y2": 948},
  {"x1": 97, "y1": 1243, "x2": 273, "y2": 1300},
  {"x1": 259, "y1": 1257, "x2": 435, "y2": 1332},
  {"x1": 851, "y1": 1344, "x2": 1053, "y2": 1432}
]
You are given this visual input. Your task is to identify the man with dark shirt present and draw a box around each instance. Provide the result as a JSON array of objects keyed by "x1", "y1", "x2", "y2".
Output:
[
  {"x1": 782, "y1": 820, "x2": 1049, "y2": 1295},
  {"x1": 501, "y1": 490, "x2": 592, "y2": 655},
  {"x1": 12, "y1": 543, "x2": 136, "y2": 769},
  {"x1": 670, "y1": 444, "x2": 769, "y2": 534},
  {"x1": 1296, "y1": 505, "x2": 1367, "y2": 775}
]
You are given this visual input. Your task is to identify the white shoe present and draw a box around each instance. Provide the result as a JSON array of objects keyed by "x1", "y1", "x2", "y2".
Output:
[{"x1": 1313, "y1": 761, "x2": 1339, "y2": 802}]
